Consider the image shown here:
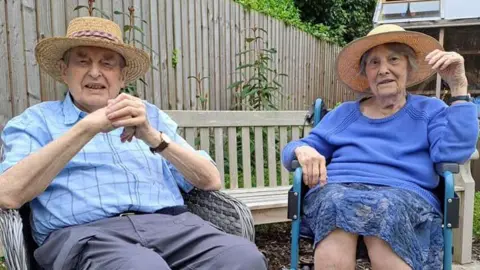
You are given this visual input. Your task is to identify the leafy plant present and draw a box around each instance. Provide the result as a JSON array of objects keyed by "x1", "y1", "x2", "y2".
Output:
[
  {"x1": 74, "y1": 0, "x2": 110, "y2": 19},
  {"x1": 188, "y1": 74, "x2": 209, "y2": 110},
  {"x1": 227, "y1": 27, "x2": 287, "y2": 111},
  {"x1": 172, "y1": 49, "x2": 180, "y2": 69}
]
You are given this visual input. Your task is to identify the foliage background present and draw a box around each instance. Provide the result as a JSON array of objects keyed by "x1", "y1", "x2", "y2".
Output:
[{"x1": 234, "y1": 0, "x2": 377, "y2": 45}]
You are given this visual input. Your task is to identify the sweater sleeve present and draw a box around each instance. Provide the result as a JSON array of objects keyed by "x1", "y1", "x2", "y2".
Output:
[
  {"x1": 428, "y1": 100, "x2": 479, "y2": 164},
  {"x1": 281, "y1": 105, "x2": 343, "y2": 171}
]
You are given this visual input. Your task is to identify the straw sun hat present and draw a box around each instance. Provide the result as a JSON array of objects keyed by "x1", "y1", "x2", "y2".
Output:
[
  {"x1": 35, "y1": 16, "x2": 150, "y2": 84},
  {"x1": 336, "y1": 24, "x2": 444, "y2": 92}
]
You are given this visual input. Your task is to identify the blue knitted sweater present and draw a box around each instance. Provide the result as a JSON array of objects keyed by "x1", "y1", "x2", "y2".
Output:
[{"x1": 282, "y1": 94, "x2": 478, "y2": 212}]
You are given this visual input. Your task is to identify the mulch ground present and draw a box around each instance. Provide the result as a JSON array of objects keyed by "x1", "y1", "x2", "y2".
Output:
[{"x1": 255, "y1": 223, "x2": 480, "y2": 270}]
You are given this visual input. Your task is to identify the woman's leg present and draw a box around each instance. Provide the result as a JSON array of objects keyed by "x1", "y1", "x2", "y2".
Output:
[
  {"x1": 364, "y1": 236, "x2": 412, "y2": 270},
  {"x1": 314, "y1": 229, "x2": 358, "y2": 270}
]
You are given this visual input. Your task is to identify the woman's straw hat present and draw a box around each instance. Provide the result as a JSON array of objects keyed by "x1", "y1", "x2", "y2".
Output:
[
  {"x1": 336, "y1": 24, "x2": 443, "y2": 92},
  {"x1": 35, "y1": 16, "x2": 150, "y2": 84}
]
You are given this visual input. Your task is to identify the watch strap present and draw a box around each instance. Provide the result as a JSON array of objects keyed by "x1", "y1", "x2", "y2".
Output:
[
  {"x1": 447, "y1": 95, "x2": 471, "y2": 105},
  {"x1": 150, "y1": 133, "x2": 169, "y2": 154}
]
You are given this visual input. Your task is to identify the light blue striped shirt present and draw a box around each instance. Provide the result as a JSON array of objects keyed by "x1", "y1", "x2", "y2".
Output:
[{"x1": 1, "y1": 93, "x2": 210, "y2": 245}]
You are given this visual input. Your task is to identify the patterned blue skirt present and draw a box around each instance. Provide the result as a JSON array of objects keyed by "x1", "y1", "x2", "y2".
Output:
[{"x1": 302, "y1": 183, "x2": 443, "y2": 270}]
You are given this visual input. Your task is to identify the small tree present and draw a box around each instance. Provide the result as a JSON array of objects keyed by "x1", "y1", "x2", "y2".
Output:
[{"x1": 227, "y1": 27, "x2": 287, "y2": 111}]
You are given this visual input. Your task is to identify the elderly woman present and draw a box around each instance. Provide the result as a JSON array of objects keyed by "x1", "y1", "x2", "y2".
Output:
[{"x1": 282, "y1": 25, "x2": 478, "y2": 269}]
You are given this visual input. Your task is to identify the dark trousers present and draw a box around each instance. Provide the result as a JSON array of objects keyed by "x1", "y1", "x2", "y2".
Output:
[{"x1": 34, "y1": 212, "x2": 267, "y2": 270}]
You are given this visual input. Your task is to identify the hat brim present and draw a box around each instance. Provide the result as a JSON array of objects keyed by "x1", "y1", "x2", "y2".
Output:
[
  {"x1": 35, "y1": 37, "x2": 151, "y2": 84},
  {"x1": 336, "y1": 31, "x2": 444, "y2": 92}
]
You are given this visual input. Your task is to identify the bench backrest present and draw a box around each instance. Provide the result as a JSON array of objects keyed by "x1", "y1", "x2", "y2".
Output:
[{"x1": 165, "y1": 110, "x2": 311, "y2": 190}]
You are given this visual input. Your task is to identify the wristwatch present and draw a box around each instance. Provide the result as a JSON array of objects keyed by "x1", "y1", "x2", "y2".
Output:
[
  {"x1": 448, "y1": 94, "x2": 472, "y2": 105},
  {"x1": 150, "y1": 132, "x2": 171, "y2": 154}
]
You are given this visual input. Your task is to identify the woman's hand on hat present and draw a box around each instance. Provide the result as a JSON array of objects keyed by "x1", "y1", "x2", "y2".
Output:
[
  {"x1": 294, "y1": 146, "x2": 327, "y2": 188},
  {"x1": 106, "y1": 93, "x2": 157, "y2": 146},
  {"x1": 426, "y1": 50, "x2": 468, "y2": 94}
]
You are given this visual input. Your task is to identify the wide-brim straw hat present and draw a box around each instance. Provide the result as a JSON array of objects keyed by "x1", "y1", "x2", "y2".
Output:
[
  {"x1": 35, "y1": 16, "x2": 150, "y2": 84},
  {"x1": 336, "y1": 24, "x2": 444, "y2": 92}
]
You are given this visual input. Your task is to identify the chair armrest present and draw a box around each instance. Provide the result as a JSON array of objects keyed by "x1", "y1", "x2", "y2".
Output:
[
  {"x1": 0, "y1": 209, "x2": 29, "y2": 270},
  {"x1": 182, "y1": 189, "x2": 255, "y2": 242},
  {"x1": 435, "y1": 163, "x2": 460, "y2": 175}
]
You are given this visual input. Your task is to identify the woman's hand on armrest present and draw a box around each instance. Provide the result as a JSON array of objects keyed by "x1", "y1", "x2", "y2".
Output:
[{"x1": 295, "y1": 146, "x2": 327, "y2": 189}]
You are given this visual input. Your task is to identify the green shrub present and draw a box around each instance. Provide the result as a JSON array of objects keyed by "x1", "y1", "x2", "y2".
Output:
[{"x1": 233, "y1": 0, "x2": 337, "y2": 43}]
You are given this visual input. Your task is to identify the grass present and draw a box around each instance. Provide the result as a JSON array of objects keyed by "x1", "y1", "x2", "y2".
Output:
[
  {"x1": 0, "y1": 256, "x2": 5, "y2": 270},
  {"x1": 474, "y1": 192, "x2": 480, "y2": 238}
]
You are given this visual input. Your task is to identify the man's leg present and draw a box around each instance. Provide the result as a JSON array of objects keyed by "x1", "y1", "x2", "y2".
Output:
[
  {"x1": 77, "y1": 231, "x2": 170, "y2": 270},
  {"x1": 34, "y1": 216, "x2": 171, "y2": 270},
  {"x1": 133, "y1": 212, "x2": 267, "y2": 270}
]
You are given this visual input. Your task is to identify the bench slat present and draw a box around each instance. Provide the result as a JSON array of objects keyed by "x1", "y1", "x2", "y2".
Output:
[
  {"x1": 165, "y1": 110, "x2": 308, "y2": 127},
  {"x1": 214, "y1": 128, "x2": 225, "y2": 188},
  {"x1": 292, "y1": 126, "x2": 300, "y2": 141},
  {"x1": 280, "y1": 127, "x2": 289, "y2": 185},
  {"x1": 267, "y1": 127, "x2": 277, "y2": 187},
  {"x1": 241, "y1": 127, "x2": 252, "y2": 188},
  {"x1": 228, "y1": 127, "x2": 238, "y2": 188},
  {"x1": 200, "y1": 128, "x2": 209, "y2": 153},
  {"x1": 186, "y1": 128, "x2": 195, "y2": 148},
  {"x1": 254, "y1": 127, "x2": 264, "y2": 187}
]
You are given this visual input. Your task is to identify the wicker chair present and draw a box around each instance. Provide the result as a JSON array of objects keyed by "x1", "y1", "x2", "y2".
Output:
[{"x1": 0, "y1": 128, "x2": 255, "y2": 270}]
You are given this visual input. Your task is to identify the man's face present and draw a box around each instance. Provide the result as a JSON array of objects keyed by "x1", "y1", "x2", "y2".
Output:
[{"x1": 60, "y1": 46, "x2": 126, "y2": 113}]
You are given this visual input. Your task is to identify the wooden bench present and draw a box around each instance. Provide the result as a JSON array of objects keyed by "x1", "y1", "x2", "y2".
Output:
[{"x1": 165, "y1": 109, "x2": 478, "y2": 265}]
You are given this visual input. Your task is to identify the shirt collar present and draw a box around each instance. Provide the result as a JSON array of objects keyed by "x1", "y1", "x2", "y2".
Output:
[{"x1": 63, "y1": 92, "x2": 88, "y2": 125}]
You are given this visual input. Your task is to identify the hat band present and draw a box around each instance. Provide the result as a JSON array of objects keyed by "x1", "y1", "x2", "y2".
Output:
[{"x1": 70, "y1": 30, "x2": 120, "y2": 43}]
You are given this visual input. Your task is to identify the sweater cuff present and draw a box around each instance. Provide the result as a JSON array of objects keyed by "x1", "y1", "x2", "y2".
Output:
[{"x1": 281, "y1": 140, "x2": 310, "y2": 171}]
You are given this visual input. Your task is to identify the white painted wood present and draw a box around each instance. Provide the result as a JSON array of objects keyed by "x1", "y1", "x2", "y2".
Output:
[
  {"x1": 453, "y1": 151, "x2": 478, "y2": 263},
  {"x1": 292, "y1": 126, "x2": 300, "y2": 141},
  {"x1": 279, "y1": 127, "x2": 289, "y2": 185},
  {"x1": 213, "y1": 0, "x2": 220, "y2": 110},
  {"x1": 37, "y1": 0, "x2": 56, "y2": 102},
  {"x1": 112, "y1": 0, "x2": 124, "y2": 26},
  {"x1": 165, "y1": 0, "x2": 176, "y2": 109},
  {"x1": 200, "y1": 128, "x2": 209, "y2": 153},
  {"x1": 51, "y1": 0, "x2": 67, "y2": 100},
  {"x1": 149, "y1": 0, "x2": 161, "y2": 108},
  {"x1": 207, "y1": 0, "x2": 215, "y2": 110},
  {"x1": 224, "y1": 0, "x2": 232, "y2": 110},
  {"x1": 200, "y1": 0, "x2": 209, "y2": 110},
  {"x1": 228, "y1": 127, "x2": 238, "y2": 188},
  {"x1": 22, "y1": 0, "x2": 41, "y2": 107},
  {"x1": 157, "y1": 0, "x2": 169, "y2": 110},
  {"x1": 141, "y1": 0, "x2": 152, "y2": 103},
  {"x1": 193, "y1": 0, "x2": 202, "y2": 110},
  {"x1": 164, "y1": 110, "x2": 307, "y2": 127},
  {"x1": 185, "y1": 127, "x2": 195, "y2": 147},
  {"x1": 65, "y1": 0, "x2": 79, "y2": 30},
  {"x1": 267, "y1": 127, "x2": 277, "y2": 187},
  {"x1": 241, "y1": 127, "x2": 251, "y2": 188},
  {"x1": 173, "y1": 0, "x2": 183, "y2": 109},
  {"x1": 214, "y1": 128, "x2": 225, "y2": 188},
  {"x1": 7, "y1": 0, "x2": 27, "y2": 115},
  {"x1": 0, "y1": 0, "x2": 12, "y2": 121},
  {"x1": 100, "y1": 0, "x2": 113, "y2": 20},
  {"x1": 254, "y1": 127, "x2": 264, "y2": 187}
]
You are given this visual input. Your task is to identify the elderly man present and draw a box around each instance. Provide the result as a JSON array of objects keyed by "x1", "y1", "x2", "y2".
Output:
[{"x1": 0, "y1": 17, "x2": 267, "y2": 270}]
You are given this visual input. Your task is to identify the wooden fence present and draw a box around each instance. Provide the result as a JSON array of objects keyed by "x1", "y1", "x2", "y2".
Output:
[{"x1": 0, "y1": 0, "x2": 352, "y2": 126}]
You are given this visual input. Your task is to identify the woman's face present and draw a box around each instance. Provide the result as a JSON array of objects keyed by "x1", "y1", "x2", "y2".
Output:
[{"x1": 364, "y1": 45, "x2": 409, "y2": 98}]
